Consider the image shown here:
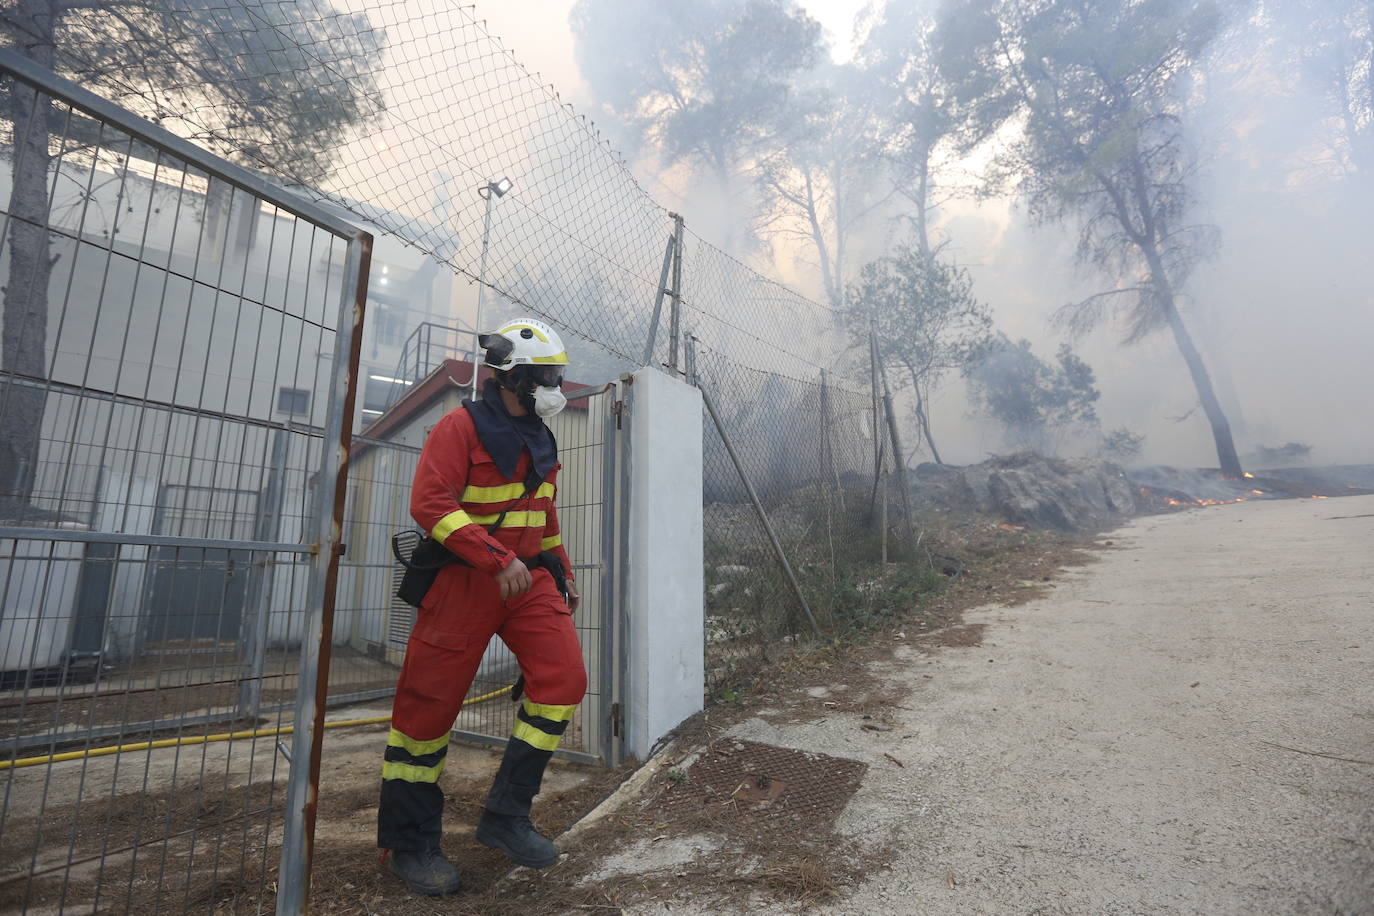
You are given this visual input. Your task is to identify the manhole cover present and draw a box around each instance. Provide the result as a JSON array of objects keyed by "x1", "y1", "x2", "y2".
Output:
[{"x1": 649, "y1": 740, "x2": 867, "y2": 829}]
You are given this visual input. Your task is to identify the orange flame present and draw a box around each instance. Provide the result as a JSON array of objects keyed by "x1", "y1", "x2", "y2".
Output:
[
  {"x1": 1243, "y1": 472, "x2": 1255, "y2": 479},
  {"x1": 1251, "y1": 489, "x2": 1265, "y2": 495},
  {"x1": 1310, "y1": 494, "x2": 1329, "y2": 499}
]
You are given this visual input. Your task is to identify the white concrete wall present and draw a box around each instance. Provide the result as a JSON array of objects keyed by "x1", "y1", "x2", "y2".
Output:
[{"x1": 624, "y1": 368, "x2": 704, "y2": 760}]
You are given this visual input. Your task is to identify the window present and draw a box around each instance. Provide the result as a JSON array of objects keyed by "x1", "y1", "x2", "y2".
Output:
[
  {"x1": 277, "y1": 387, "x2": 311, "y2": 415},
  {"x1": 373, "y1": 305, "x2": 404, "y2": 350},
  {"x1": 364, "y1": 376, "x2": 408, "y2": 413}
]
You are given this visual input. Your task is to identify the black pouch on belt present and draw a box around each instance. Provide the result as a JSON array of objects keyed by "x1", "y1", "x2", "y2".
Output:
[
  {"x1": 392, "y1": 533, "x2": 455, "y2": 608},
  {"x1": 535, "y1": 550, "x2": 569, "y2": 601}
]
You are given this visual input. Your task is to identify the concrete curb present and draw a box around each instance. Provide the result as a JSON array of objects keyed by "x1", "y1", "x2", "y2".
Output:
[{"x1": 559, "y1": 739, "x2": 679, "y2": 845}]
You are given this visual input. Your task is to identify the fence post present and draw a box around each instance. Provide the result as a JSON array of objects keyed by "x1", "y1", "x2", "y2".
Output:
[
  {"x1": 641, "y1": 227, "x2": 676, "y2": 367},
  {"x1": 667, "y1": 213, "x2": 685, "y2": 376},
  {"x1": 867, "y1": 326, "x2": 886, "y2": 528},
  {"x1": 819, "y1": 369, "x2": 845, "y2": 515},
  {"x1": 276, "y1": 232, "x2": 372, "y2": 916},
  {"x1": 818, "y1": 369, "x2": 839, "y2": 625},
  {"x1": 685, "y1": 331, "x2": 698, "y2": 387},
  {"x1": 879, "y1": 359, "x2": 916, "y2": 543},
  {"x1": 880, "y1": 461, "x2": 889, "y2": 564}
]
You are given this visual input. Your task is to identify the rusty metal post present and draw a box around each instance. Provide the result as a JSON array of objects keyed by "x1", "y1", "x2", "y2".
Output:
[{"x1": 276, "y1": 231, "x2": 372, "y2": 915}]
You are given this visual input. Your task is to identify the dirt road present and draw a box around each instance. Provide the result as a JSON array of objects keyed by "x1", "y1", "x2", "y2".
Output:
[
  {"x1": 618, "y1": 494, "x2": 1374, "y2": 915},
  {"x1": 809, "y1": 493, "x2": 1374, "y2": 915}
]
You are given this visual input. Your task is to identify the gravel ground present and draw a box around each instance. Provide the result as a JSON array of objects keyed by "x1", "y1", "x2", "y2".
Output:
[{"x1": 627, "y1": 494, "x2": 1374, "y2": 915}]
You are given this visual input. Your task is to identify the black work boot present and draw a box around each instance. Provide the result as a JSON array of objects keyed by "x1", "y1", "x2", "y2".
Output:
[
  {"x1": 385, "y1": 846, "x2": 462, "y2": 896},
  {"x1": 480, "y1": 701, "x2": 574, "y2": 867},
  {"x1": 475, "y1": 809, "x2": 557, "y2": 868}
]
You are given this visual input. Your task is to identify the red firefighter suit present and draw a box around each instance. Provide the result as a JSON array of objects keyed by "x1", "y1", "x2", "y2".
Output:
[{"x1": 377, "y1": 382, "x2": 585, "y2": 853}]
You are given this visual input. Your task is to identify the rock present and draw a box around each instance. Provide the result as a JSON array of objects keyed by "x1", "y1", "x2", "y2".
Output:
[
  {"x1": 918, "y1": 453, "x2": 1139, "y2": 533},
  {"x1": 981, "y1": 454, "x2": 1138, "y2": 531}
]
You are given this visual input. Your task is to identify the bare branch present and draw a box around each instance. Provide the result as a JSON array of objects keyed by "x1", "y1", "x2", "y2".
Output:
[{"x1": 1051, "y1": 286, "x2": 1151, "y2": 338}]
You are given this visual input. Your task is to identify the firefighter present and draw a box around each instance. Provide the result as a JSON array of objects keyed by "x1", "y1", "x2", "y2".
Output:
[{"x1": 377, "y1": 317, "x2": 584, "y2": 896}]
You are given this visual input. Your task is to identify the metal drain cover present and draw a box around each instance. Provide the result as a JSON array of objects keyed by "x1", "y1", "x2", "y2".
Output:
[{"x1": 650, "y1": 740, "x2": 867, "y2": 829}]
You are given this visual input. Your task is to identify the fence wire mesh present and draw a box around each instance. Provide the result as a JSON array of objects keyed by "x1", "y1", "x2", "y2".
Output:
[{"x1": 20, "y1": 0, "x2": 848, "y2": 376}]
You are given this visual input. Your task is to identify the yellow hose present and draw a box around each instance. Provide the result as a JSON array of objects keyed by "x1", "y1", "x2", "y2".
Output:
[{"x1": 0, "y1": 684, "x2": 513, "y2": 771}]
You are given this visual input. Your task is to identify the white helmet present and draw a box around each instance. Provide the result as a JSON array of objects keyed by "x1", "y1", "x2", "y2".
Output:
[{"x1": 480, "y1": 317, "x2": 569, "y2": 371}]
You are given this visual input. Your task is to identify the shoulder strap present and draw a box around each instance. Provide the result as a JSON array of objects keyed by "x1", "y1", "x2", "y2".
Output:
[{"x1": 483, "y1": 463, "x2": 548, "y2": 535}]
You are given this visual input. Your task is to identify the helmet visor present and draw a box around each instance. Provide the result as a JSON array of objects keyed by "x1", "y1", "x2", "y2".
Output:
[{"x1": 524, "y1": 364, "x2": 565, "y2": 388}]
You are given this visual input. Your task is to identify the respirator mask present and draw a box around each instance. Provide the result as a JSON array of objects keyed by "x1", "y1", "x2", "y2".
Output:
[
  {"x1": 506, "y1": 364, "x2": 567, "y2": 418},
  {"x1": 532, "y1": 385, "x2": 567, "y2": 418}
]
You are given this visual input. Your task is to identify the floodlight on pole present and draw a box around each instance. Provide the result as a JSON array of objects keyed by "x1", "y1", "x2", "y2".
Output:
[{"x1": 472, "y1": 177, "x2": 514, "y2": 399}]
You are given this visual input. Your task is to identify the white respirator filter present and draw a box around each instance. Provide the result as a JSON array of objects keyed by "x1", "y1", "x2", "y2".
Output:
[{"x1": 533, "y1": 385, "x2": 567, "y2": 418}]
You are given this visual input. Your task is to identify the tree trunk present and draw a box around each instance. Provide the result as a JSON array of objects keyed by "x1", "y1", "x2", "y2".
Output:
[
  {"x1": 904, "y1": 363, "x2": 944, "y2": 465},
  {"x1": 914, "y1": 387, "x2": 943, "y2": 465},
  {"x1": 1, "y1": 0, "x2": 58, "y2": 509},
  {"x1": 1146, "y1": 252, "x2": 1244, "y2": 478},
  {"x1": 914, "y1": 153, "x2": 931, "y2": 260}
]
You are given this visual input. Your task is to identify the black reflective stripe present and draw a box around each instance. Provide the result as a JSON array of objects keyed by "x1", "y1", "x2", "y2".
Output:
[
  {"x1": 516, "y1": 705, "x2": 570, "y2": 736},
  {"x1": 384, "y1": 743, "x2": 448, "y2": 770}
]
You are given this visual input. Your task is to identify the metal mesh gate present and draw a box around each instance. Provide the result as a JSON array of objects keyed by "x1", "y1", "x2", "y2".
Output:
[
  {"x1": 0, "y1": 51, "x2": 370, "y2": 913},
  {"x1": 333, "y1": 384, "x2": 622, "y2": 765}
]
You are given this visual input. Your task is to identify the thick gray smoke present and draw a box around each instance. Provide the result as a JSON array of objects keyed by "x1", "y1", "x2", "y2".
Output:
[{"x1": 564, "y1": 0, "x2": 1373, "y2": 471}]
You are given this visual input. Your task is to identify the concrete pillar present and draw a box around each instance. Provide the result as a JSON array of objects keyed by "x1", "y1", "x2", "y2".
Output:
[{"x1": 624, "y1": 367, "x2": 704, "y2": 760}]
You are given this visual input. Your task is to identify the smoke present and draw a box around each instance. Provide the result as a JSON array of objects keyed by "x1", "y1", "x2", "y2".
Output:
[
  {"x1": 861, "y1": 0, "x2": 1374, "y2": 470},
  {"x1": 543, "y1": 0, "x2": 1373, "y2": 470}
]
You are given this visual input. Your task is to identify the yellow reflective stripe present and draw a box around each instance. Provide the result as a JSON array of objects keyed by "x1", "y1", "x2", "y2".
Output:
[
  {"x1": 511, "y1": 719, "x2": 562, "y2": 752},
  {"x1": 523, "y1": 700, "x2": 576, "y2": 723},
  {"x1": 461, "y1": 481, "x2": 555, "y2": 504},
  {"x1": 540, "y1": 534, "x2": 562, "y2": 551},
  {"x1": 530, "y1": 351, "x2": 569, "y2": 364},
  {"x1": 381, "y1": 759, "x2": 446, "y2": 783},
  {"x1": 431, "y1": 509, "x2": 475, "y2": 543},
  {"x1": 467, "y1": 510, "x2": 547, "y2": 529},
  {"x1": 386, "y1": 728, "x2": 449, "y2": 757}
]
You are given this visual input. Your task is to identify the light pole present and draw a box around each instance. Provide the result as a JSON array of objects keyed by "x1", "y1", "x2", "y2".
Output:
[{"x1": 472, "y1": 176, "x2": 513, "y2": 400}]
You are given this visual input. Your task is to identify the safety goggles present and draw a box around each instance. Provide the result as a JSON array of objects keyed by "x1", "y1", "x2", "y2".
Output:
[{"x1": 524, "y1": 364, "x2": 565, "y2": 388}]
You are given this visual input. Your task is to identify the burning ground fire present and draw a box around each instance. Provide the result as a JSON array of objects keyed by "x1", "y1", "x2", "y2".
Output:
[
  {"x1": 1138, "y1": 485, "x2": 1331, "y2": 508},
  {"x1": 1131, "y1": 466, "x2": 1372, "y2": 511},
  {"x1": 1137, "y1": 486, "x2": 1250, "y2": 507}
]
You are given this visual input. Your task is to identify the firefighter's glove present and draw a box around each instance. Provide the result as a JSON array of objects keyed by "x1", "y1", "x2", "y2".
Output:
[{"x1": 494, "y1": 556, "x2": 533, "y2": 600}]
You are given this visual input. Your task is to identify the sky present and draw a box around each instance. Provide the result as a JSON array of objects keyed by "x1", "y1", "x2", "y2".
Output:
[{"x1": 472, "y1": 0, "x2": 874, "y2": 104}]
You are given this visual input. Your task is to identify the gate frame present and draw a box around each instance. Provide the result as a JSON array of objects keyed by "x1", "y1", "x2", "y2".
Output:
[
  {"x1": 0, "y1": 49, "x2": 373, "y2": 915},
  {"x1": 435, "y1": 381, "x2": 625, "y2": 767}
]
